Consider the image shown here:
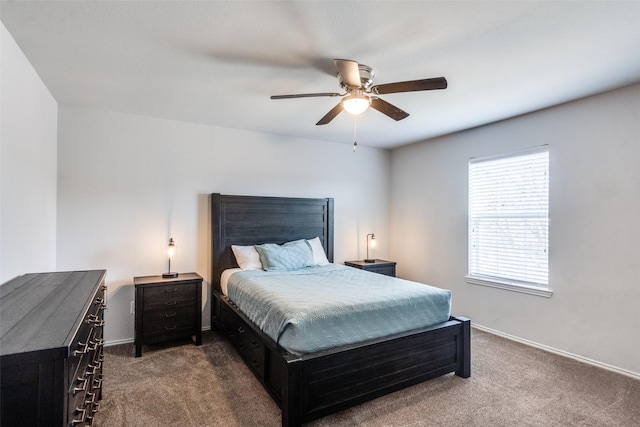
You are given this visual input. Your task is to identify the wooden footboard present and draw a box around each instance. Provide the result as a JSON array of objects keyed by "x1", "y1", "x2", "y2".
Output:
[{"x1": 212, "y1": 291, "x2": 470, "y2": 427}]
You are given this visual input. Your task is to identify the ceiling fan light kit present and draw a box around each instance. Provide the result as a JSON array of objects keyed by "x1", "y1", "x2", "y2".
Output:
[
  {"x1": 270, "y1": 59, "x2": 447, "y2": 126},
  {"x1": 342, "y1": 94, "x2": 371, "y2": 115}
]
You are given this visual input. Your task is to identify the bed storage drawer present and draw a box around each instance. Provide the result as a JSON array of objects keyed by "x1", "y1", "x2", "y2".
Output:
[
  {"x1": 218, "y1": 301, "x2": 239, "y2": 344},
  {"x1": 212, "y1": 293, "x2": 267, "y2": 382},
  {"x1": 236, "y1": 320, "x2": 265, "y2": 380}
]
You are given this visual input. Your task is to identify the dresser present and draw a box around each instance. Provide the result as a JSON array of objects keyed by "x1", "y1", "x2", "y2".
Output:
[
  {"x1": 344, "y1": 260, "x2": 397, "y2": 277},
  {"x1": 0, "y1": 270, "x2": 107, "y2": 426},
  {"x1": 134, "y1": 273, "x2": 202, "y2": 357}
]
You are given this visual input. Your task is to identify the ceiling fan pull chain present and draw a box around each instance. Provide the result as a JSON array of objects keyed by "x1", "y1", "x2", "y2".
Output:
[{"x1": 353, "y1": 119, "x2": 358, "y2": 152}]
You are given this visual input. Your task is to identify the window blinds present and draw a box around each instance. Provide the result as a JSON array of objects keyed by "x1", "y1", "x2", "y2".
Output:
[{"x1": 468, "y1": 146, "x2": 549, "y2": 287}]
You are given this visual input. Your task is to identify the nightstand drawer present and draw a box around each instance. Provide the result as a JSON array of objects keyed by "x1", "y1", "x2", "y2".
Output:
[
  {"x1": 366, "y1": 265, "x2": 395, "y2": 276},
  {"x1": 143, "y1": 296, "x2": 196, "y2": 312},
  {"x1": 143, "y1": 306, "x2": 196, "y2": 324},
  {"x1": 344, "y1": 260, "x2": 397, "y2": 277},
  {"x1": 143, "y1": 316, "x2": 196, "y2": 336},
  {"x1": 143, "y1": 283, "x2": 196, "y2": 302}
]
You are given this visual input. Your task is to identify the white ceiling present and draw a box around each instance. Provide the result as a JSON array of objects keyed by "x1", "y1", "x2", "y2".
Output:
[{"x1": 2, "y1": 1, "x2": 639, "y2": 149}]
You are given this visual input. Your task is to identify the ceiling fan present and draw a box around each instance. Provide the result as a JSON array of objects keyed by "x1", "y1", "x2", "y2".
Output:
[{"x1": 270, "y1": 59, "x2": 447, "y2": 125}]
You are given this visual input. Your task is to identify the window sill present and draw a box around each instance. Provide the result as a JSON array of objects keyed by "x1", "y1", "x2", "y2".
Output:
[{"x1": 466, "y1": 276, "x2": 553, "y2": 298}]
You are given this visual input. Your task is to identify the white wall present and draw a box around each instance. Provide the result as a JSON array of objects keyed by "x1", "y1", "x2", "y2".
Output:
[
  {"x1": 57, "y1": 105, "x2": 391, "y2": 344},
  {"x1": 0, "y1": 22, "x2": 58, "y2": 282},
  {"x1": 390, "y1": 84, "x2": 640, "y2": 376}
]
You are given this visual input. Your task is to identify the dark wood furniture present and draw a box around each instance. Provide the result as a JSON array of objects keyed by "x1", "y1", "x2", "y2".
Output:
[
  {"x1": 1, "y1": 270, "x2": 107, "y2": 426},
  {"x1": 210, "y1": 193, "x2": 471, "y2": 427},
  {"x1": 134, "y1": 273, "x2": 202, "y2": 357},
  {"x1": 344, "y1": 259, "x2": 397, "y2": 277}
]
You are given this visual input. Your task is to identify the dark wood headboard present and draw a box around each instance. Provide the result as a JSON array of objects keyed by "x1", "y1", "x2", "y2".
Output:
[{"x1": 210, "y1": 193, "x2": 334, "y2": 293}]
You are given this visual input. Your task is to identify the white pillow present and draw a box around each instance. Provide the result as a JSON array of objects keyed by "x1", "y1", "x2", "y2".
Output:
[
  {"x1": 307, "y1": 237, "x2": 330, "y2": 265},
  {"x1": 231, "y1": 245, "x2": 263, "y2": 270}
]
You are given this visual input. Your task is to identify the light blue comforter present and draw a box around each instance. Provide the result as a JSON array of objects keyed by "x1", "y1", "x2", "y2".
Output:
[{"x1": 226, "y1": 264, "x2": 451, "y2": 355}]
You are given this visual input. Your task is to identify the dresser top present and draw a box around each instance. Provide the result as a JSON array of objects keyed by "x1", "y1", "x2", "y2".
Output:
[{"x1": 0, "y1": 270, "x2": 106, "y2": 357}]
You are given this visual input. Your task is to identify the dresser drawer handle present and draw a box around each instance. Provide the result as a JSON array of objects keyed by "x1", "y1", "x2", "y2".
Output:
[
  {"x1": 89, "y1": 318, "x2": 106, "y2": 327},
  {"x1": 237, "y1": 326, "x2": 246, "y2": 333},
  {"x1": 165, "y1": 288, "x2": 179, "y2": 293},
  {"x1": 74, "y1": 342, "x2": 89, "y2": 356},
  {"x1": 88, "y1": 362, "x2": 101, "y2": 375},
  {"x1": 251, "y1": 340, "x2": 260, "y2": 348},
  {"x1": 85, "y1": 392, "x2": 96, "y2": 405},
  {"x1": 71, "y1": 408, "x2": 87, "y2": 425},
  {"x1": 165, "y1": 301, "x2": 177, "y2": 306},
  {"x1": 74, "y1": 377, "x2": 88, "y2": 394},
  {"x1": 250, "y1": 359, "x2": 259, "y2": 367},
  {"x1": 165, "y1": 325, "x2": 177, "y2": 331}
]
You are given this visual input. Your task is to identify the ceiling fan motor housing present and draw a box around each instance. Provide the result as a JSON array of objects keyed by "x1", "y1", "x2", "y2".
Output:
[{"x1": 339, "y1": 64, "x2": 375, "y2": 90}]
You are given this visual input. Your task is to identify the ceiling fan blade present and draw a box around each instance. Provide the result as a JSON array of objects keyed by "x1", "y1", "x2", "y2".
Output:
[
  {"x1": 370, "y1": 97, "x2": 410, "y2": 121},
  {"x1": 334, "y1": 59, "x2": 362, "y2": 88},
  {"x1": 371, "y1": 77, "x2": 447, "y2": 95},
  {"x1": 271, "y1": 92, "x2": 342, "y2": 99},
  {"x1": 316, "y1": 103, "x2": 344, "y2": 125}
]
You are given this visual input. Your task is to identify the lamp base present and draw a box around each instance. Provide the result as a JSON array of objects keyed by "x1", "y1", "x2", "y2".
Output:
[
  {"x1": 364, "y1": 259, "x2": 376, "y2": 263},
  {"x1": 162, "y1": 272, "x2": 179, "y2": 278}
]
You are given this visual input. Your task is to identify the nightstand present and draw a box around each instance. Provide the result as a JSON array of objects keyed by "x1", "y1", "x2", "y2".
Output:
[
  {"x1": 134, "y1": 272, "x2": 202, "y2": 357},
  {"x1": 344, "y1": 260, "x2": 397, "y2": 277}
]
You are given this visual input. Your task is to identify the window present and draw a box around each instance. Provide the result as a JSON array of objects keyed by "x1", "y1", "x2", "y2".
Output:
[{"x1": 467, "y1": 146, "x2": 551, "y2": 297}]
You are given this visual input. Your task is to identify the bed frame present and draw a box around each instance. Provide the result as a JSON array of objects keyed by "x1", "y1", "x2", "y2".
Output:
[{"x1": 210, "y1": 193, "x2": 470, "y2": 427}]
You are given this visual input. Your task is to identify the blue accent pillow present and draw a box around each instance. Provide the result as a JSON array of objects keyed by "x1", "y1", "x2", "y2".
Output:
[{"x1": 254, "y1": 240, "x2": 315, "y2": 271}]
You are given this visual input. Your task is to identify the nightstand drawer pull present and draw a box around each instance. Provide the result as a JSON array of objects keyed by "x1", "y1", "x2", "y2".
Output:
[
  {"x1": 165, "y1": 325, "x2": 177, "y2": 331},
  {"x1": 164, "y1": 312, "x2": 177, "y2": 318},
  {"x1": 238, "y1": 326, "x2": 246, "y2": 333},
  {"x1": 165, "y1": 301, "x2": 177, "y2": 306}
]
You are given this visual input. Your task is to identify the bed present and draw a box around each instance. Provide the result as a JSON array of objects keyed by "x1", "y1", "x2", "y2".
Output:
[{"x1": 210, "y1": 193, "x2": 470, "y2": 427}]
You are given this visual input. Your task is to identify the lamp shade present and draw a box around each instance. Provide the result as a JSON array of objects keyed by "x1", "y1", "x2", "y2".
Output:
[
  {"x1": 342, "y1": 95, "x2": 371, "y2": 115},
  {"x1": 162, "y1": 238, "x2": 178, "y2": 278},
  {"x1": 365, "y1": 233, "x2": 376, "y2": 263}
]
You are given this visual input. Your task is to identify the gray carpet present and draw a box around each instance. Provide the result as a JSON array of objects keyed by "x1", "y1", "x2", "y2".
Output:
[{"x1": 93, "y1": 329, "x2": 640, "y2": 426}]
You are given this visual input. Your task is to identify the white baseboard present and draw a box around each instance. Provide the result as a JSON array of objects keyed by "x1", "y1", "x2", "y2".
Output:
[
  {"x1": 105, "y1": 323, "x2": 639, "y2": 381},
  {"x1": 104, "y1": 326, "x2": 212, "y2": 348},
  {"x1": 472, "y1": 324, "x2": 640, "y2": 381}
]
